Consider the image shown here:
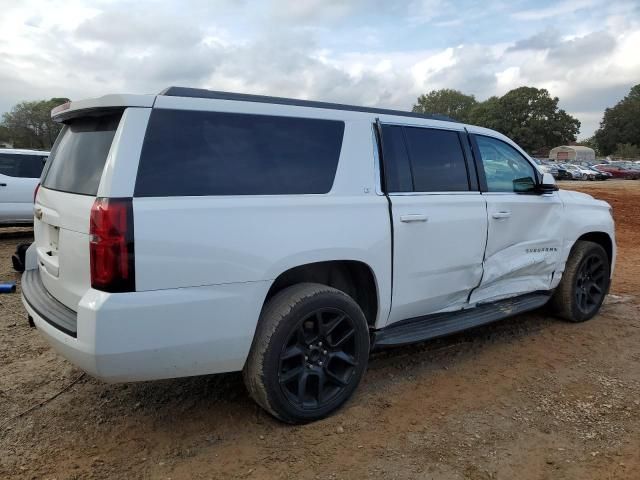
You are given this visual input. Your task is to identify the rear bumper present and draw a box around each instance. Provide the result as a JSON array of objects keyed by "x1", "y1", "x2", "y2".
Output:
[
  {"x1": 22, "y1": 268, "x2": 270, "y2": 382},
  {"x1": 22, "y1": 269, "x2": 77, "y2": 337}
]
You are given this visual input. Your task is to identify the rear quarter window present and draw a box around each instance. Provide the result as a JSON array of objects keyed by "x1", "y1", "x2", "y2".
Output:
[{"x1": 135, "y1": 109, "x2": 345, "y2": 197}]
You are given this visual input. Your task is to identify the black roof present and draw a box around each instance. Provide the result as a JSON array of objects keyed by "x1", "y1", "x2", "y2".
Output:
[{"x1": 159, "y1": 86, "x2": 456, "y2": 122}]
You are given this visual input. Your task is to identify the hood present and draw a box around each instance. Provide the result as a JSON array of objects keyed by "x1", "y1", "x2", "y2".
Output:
[{"x1": 558, "y1": 189, "x2": 611, "y2": 210}]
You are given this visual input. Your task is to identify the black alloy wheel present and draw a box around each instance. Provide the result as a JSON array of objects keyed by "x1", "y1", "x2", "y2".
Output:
[
  {"x1": 243, "y1": 283, "x2": 370, "y2": 423},
  {"x1": 574, "y1": 253, "x2": 607, "y2": 316},
  {"x1": 549, "y1": 240, "x2": 610, "y2": 322},
  {"x1": 278, "y1": 308, "x2": 360, "y2": 409}
]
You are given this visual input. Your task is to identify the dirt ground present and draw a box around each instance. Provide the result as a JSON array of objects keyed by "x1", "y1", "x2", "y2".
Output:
[{"x1": 1, "y1": 180, "x2": 639, "y2": 480}]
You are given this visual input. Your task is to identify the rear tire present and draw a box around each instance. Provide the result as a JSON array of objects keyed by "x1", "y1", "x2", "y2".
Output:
[
  {"x1": 243, "y1": 283, "x2": 370, "y2": 424},
  {"x1": 549, "y1": 241, "x2": 610, "y2": 322}
]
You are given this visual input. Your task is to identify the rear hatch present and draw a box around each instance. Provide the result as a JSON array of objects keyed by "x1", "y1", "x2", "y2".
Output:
[{"x1": 35, "y1": 111, "x2": 123, "y2": 311}]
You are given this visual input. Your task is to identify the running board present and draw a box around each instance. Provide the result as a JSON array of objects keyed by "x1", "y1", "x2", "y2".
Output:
[{"x1": 373, "y1": 292, "x2": 551, "y2": 349}]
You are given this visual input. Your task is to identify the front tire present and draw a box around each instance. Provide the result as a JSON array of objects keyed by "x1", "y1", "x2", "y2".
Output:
[
  {"x1": 243, "y1": 283, "x2": 370, "y2": 424},
  {"x1": 549, "y1": 241, "x2": 610, "y2": 322}
]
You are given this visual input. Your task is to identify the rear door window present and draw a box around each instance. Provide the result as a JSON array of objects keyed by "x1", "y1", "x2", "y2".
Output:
[
  {"x1": 380, "y1": 125, "x2": 470, "y2": 193},
  {"x1": 0, "y1": 154, "x2": 19, "y2": 177},
  {"x1": 0, "y1": 154, "x2": 46, "y2": 178},
  {"x1": 403, "y1": 127, "x2": 470, "y2": 192},
  {"x1": 42, "y1": 112, "x2": 122, "y2": 196},
  {"x1": 135, "y1": 109, "x2": 345, "y2": 197}
]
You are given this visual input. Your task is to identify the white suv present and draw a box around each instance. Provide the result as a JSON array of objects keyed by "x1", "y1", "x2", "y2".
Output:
[
  {"x1": 0, "y1": 148, "x2": 48, "y2": 225},
  {"x1": 21, "y1": 88, "x2": 616, "y2": 423}
]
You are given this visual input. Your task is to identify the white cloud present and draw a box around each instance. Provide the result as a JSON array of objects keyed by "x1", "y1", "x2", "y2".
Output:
[
  {"x1": 495, "y1": 66, "x2": 523, "y2": 93},
  {"x1": 0, "y1": 0, "x2": 638, "y2": 139}
]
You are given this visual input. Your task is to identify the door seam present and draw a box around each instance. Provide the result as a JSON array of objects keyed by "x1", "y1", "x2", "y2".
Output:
[{"x1": 466, "y1": 193, "x2": 489, "y2": 304}]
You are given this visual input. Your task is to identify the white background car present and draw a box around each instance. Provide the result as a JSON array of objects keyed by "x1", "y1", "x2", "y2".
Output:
[
  {"x1": 22, "y1": 88, "x2": 616, "y2": 423},
  {"x1": 575, "y1": 164, "x2": 598, "y2": 180},
  {"x1": 0, "y1": 148, "x2": 48, "y2": 225},
  {"x1": 564, "y1": 164, "x2": 582, "y2": 179}
]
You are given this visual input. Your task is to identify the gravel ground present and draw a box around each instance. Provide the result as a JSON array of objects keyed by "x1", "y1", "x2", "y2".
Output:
[{"x1": 0, "y1": 180, "x2": 639, "y2": 479}]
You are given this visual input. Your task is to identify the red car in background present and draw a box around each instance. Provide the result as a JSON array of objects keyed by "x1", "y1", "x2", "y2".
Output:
[{"x1": 593, "y1": 164, "x2": 640, "y2": 179}]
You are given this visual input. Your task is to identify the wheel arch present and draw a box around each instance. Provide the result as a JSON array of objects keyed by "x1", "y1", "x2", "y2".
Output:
[
  {"x1": 263, "y1": 260, "x2": 380, "y2": 328},
  {"x1": 575, "y1": 231, "x2": 613, "y2": 267}
]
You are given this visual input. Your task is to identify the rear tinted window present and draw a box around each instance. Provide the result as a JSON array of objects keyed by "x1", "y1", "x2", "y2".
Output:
[
  {"x1": 135, "y1": 110, "x2": 345, "y2": 197},
  {"x1": 403, "y1": 127, "x2": 470, "y2": 192},
  {"x1": 42, "y1": 113, "x2": 122, "y2": 196},
  {"x1": 0, "y1": 154, "x2": 47, "y2": 178}
]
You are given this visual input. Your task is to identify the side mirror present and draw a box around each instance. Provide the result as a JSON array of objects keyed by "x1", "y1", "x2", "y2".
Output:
[
  {"x1": 536, "y1": 172, "x2": 558, "y2": 194},
  {"x1": 513, "y1": 176, "x2": 536, "y2": 193}
]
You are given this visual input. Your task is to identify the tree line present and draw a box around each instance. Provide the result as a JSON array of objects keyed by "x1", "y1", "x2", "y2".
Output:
[
  {"x1": 0, "y1": 84, "x2": 638, "y2": 157},
  {"x1": 412, "y1": 84, "x2": 640, "y2": 157},
  {"x1": 0, "y1": 98, "x2": 69, "y2": 150}
]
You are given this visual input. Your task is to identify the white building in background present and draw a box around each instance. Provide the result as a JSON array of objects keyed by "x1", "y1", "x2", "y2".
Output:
[{"x1": 549, "y1": 145, "x2": 596, "y2": 163}]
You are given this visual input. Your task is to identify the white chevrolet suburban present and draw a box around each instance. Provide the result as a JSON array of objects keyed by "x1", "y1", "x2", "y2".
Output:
[{"x1": 21, "y1": 87, "x2": 615, "y2": 423}]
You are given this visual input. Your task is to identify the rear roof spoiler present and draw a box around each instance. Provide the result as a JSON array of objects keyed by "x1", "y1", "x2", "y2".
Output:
[{"x1": 50, "y1": 94, "x2": 155, "y2": 122}]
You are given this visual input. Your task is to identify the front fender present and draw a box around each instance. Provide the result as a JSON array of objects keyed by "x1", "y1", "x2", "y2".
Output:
[{"x1": 553, "y1": 190, "x2": 616, "y2": 286}]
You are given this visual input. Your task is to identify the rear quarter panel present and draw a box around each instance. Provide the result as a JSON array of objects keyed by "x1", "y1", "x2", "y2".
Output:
[{"x1": 132, "y1": 118, "x2": 392, "y2": 326}]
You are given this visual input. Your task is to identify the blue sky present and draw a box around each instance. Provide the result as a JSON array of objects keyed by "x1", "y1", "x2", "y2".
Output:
[{"x1": 1, "y1": 0, "x2": 639, "y2": 138}]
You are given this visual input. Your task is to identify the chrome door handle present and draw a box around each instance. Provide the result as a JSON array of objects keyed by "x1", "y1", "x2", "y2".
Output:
[
  {"x1": 400, "y1": 214, "x2": 428, "y2": 223},
  {"x1": 492, "y1": 211, "x2": 512, "y2": 219}
]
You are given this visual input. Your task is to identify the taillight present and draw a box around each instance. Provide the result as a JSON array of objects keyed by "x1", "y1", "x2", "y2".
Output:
[
  {"x1": 34, "y1": 183, "x2": 40, "y2": 203},
  {"x1": 89, "y1": 198, "x2": 135, "y2": 293}
]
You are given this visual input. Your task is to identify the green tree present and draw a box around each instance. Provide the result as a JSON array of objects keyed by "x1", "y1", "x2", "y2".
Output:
[
  {"x1": 613, "y1": 143, "x2": 640, "y2": 159},
  {"x1": 412, "y1": 89, "x2": 478, "y2": 122},
  {"x1": 0, "y1": 124, "x2": 11, "y2": 145},
  {"x1": 412, "y1": 86, "x2": 580, "y2": 152},
  {"x1": 1, "y1": 97, "x2": 69, "y2": 149},
  {"x1": 468, "y1": 87, "x2": 580, "y2": 152},
  {"x1": 594, "y1": 84, "x2": 640, "y2": 155},
  {"x1": 466, "y1": 96, "x2": 501, "y2": 130}
]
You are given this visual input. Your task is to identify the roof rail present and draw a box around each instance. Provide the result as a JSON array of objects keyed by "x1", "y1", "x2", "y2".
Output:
[{"x1": 158, "y1": 86, "x2": 456, "y2": 122}]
